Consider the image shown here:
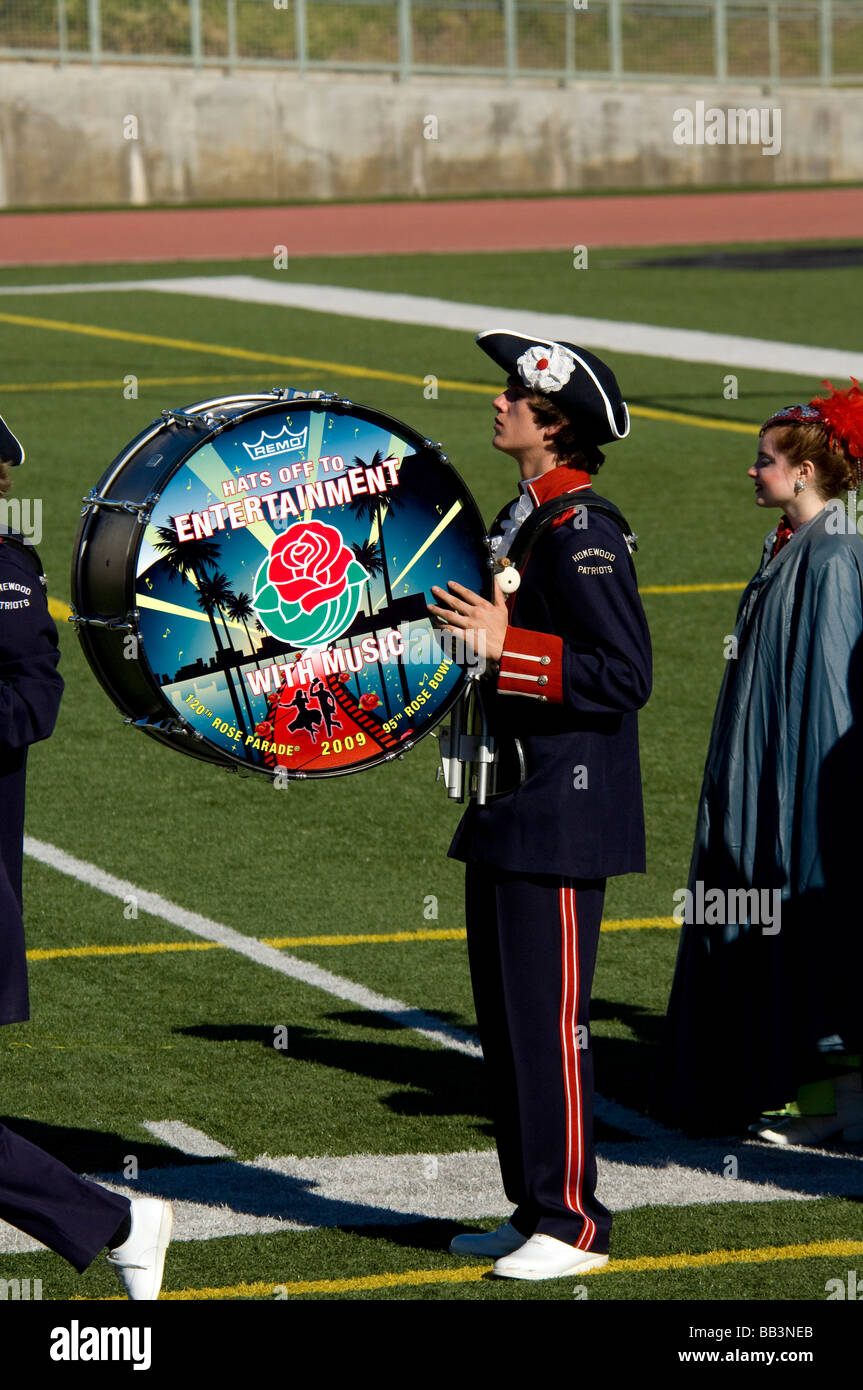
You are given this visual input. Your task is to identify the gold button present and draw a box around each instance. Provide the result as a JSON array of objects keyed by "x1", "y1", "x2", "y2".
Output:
[
  {"x1": 540, "y1": 655, "x2": 550, "y2": 666},
  {"x1": 537, "y1": 675, "x2": 548, "y2": 686}
]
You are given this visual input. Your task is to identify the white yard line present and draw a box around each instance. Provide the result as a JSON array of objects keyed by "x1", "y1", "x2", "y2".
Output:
[
  {"x1": 140, "y1": 1121, "x2": 236, "y2": 1158},
  {"x1": 24, "y1": 835, "x2": 670, "y2": 1144},
  {"x1": 23, "y1": 836, "x2": 481, "y2": 1059},
  {"x1": 3, "y1": 1130, "x2": 859, "y2": 1251},
  {"x1": 1, "y1": 274, "x2": 859, "y2": 378}
]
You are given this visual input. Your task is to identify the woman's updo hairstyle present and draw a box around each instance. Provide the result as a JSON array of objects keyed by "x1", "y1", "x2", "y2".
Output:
[{"x1": 761, "y1": 380, "x2": 863, "y2": 500}]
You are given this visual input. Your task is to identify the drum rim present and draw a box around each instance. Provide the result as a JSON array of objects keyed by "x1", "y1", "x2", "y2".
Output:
[{"x1": 74, "y1": 392, "x2": 491, "y2": 780}]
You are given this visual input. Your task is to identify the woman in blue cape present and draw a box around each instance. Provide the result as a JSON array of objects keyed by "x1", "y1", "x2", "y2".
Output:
[{"x1": 666, "y1": 383, "x2": 863, "y2": 1142}]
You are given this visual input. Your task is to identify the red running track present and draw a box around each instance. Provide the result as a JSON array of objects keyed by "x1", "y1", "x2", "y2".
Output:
[{"x1": 0, "y1": 188, "x2": 861, "y2": 266}]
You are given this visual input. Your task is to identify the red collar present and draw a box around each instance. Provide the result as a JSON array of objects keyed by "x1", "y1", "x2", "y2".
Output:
[
  {"x1": 771, "y1": 516, "x2": 795, "y2": 558},
  {"x1": 525, "y1": 466, "x2": 592, "y2": 509}
]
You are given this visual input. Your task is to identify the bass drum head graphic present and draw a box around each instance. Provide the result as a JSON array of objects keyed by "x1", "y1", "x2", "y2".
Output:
[{"x1": 71, "y1": 393, "x2": 490, "y2": 779}]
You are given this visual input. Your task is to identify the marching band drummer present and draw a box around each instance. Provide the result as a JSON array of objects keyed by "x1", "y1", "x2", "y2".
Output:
[
  {"x1": 0, "y1": 410, "x2": 172, "y2": 1298},
  {"x1": 429, "y1": 333, "x2": 651, "y2": 1280}
]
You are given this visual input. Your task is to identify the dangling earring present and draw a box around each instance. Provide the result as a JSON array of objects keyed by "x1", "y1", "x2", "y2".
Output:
[{"x1": 793, "y1": 477, "x2": 806, "y2": 494}]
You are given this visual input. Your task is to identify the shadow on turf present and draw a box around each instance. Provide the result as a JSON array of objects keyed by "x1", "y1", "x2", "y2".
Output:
[
  {"x1": 173, "y1": 1011, "x2": 668, "y2": 1138},
  {"x1": 0, "y1": 1116, "x2": 212, "y2": 1175},
  {"x1": 175, "y1": 1019, "x2": 492, "y2": 1126}
]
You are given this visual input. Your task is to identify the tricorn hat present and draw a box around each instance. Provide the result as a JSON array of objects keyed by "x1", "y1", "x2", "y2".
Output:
[
  {"x1": 476, "y1": 330, "x2": 630, "y2": 446},
  {"x1": 0, "y1": 413, "x2": 24, "y2": 466}
]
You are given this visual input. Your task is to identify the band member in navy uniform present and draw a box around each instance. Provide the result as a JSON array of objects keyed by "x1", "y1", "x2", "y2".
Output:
[
  {"x1": 0, "y1": 411, "x2": 172, "y2": 1298},
  {"x1": 429, "y1": 333, "x2": 651, "y2": 1279}
]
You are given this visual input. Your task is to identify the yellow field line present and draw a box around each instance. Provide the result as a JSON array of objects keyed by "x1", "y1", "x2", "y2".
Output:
[
  {"x1": 600, "y1": 917, "x2": 677, "y2": 931},
  {"x1": 73, "y1": 1237, "x2": 863, "y2": 1300},
  {"x1": 642, "y1": 581, "x2": 745, "y2": 595},
  {"x1": 263, "y1": 928, "x2": 468, "y2": 947},
  {"x1": 632, "y1": 404, "x2": 756, "y2": 436},
  {"x1": 27, "y1": 919, "x2": 678, "y2": 962},
  {"x1": 0, "y1": 373, "x2": 319, "y2": 393},
  {"x1": 0, "y1": 309, "x2": 760, "y2": 438},
  {"x1": 0, "y1": 309, "x2": 490, "y2": 394},
  {"x1": 611, "y1": 1238, "x2": 863, "y2": 1274},
  {"x1": 26, "y1": 940, "x2": 219, "y2": 962}
]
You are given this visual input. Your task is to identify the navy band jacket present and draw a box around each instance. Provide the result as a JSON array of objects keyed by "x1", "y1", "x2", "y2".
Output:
[{"x1": 449, "y1": 470, "x2": 652, "y2": 879}]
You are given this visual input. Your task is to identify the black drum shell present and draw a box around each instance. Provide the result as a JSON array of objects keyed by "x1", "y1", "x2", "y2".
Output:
[{"x1": 71, "y1": 392, "x2": 490, "y2": 777}]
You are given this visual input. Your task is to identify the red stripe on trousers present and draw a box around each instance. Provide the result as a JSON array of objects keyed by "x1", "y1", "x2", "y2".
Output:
[{"x1": 559, "y1": 882, "x2": 595, "y2": 1249}]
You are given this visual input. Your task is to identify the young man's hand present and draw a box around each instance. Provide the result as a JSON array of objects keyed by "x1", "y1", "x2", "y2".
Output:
[{"x1": 428, "y1": 581, "x2": 509, "y2": 663}]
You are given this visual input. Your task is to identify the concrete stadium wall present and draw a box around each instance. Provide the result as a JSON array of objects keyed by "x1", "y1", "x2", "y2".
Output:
[{"x1": 0, "y1": 63, "x2": 861, "y2": 207}]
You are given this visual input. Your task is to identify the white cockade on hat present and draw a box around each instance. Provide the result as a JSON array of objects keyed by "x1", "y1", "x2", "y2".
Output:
[{"x1": 516, "y1": 343, "x2": 577, "y2": 394}]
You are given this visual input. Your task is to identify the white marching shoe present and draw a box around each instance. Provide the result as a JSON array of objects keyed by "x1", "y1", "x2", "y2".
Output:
[
  {"x1": 106, "y1": 1197, "x2": 174, "y2": 1300},
  {"x1": 449, "y1": 1220, "x2": 527, "y2": 1258},
  {"x1": 493, "y1": 1233, "x2": 609, "y2": 1281}
]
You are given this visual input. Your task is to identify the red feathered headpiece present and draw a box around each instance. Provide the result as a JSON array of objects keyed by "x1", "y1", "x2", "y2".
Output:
[{"x1": 809, "y1": 379, "x2": 863, "y2": 460}]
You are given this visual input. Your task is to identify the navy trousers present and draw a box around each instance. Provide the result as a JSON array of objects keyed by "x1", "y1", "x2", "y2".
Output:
[
  {"x1": 0, "y1": 1123, "x2": 130, "y2": 1272},
  {"x1": 465, "y1": 864, "x2": 611, "y2": 1252}
]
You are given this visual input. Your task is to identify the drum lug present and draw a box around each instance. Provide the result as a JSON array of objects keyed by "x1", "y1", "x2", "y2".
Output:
[
  {"x1": 200, "y1": 412, "x2": 230, "y2": 433},
  {"x1": 424, "y1": 439, "x2": 450, "y2": 463},
  {"x1": 67, "y1": 606, "x2": 140, "y2": 634},
  {"x1": 268, "y1": 388, "x2": 340, "y2": 403},
  {"x1": 124, "y1": 714, "x2": 202, "y2": 740},
  {"x1": 80, "y1": 489, "x2": 160, "y2": 524},
  {"x1": 160, "y1": 409, "x2": 212, "y2": 429}
]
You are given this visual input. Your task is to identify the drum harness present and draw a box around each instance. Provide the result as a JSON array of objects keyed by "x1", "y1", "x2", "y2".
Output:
[
  {"x1": 0, "y1": 529, "x2": 48, "y2": 592},
  {"x1": 435, "y1": 490, "x2": 638, "y2": 806}
]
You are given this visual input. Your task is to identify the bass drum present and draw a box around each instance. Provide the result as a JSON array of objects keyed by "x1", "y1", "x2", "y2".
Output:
[{"x1": 71, "y1": 389, "x2": 490, "y2": 778}]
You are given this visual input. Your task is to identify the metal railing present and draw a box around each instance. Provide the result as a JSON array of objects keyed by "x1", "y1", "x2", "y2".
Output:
[{"x1": 0, "y1": 0, "x2": 860, "y2": 86}]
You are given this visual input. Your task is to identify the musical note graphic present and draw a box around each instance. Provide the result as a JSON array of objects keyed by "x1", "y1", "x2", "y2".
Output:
[
  {"x1": 435, "y1": 504, "x2": 443, "y2": 515},
  {"x1": 435, "y1": 555, "x2": 441, "y2": 568},
  {"x1": 162, "y1": 627, "x2": 171, "y2": 638},
  {"x1": 186, "y1": 477, "x2": 192, "y2": 490},
  {"x1": 145, "y1": 577, "x2": 153, "y2": 590}
]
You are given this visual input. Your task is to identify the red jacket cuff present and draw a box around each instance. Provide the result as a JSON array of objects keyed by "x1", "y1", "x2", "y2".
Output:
[{"x1": 497, "y1": 626, "x2": 563, "y2": 702}]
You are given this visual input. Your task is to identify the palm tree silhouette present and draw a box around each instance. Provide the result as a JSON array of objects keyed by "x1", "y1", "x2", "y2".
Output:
[
  {"x1": 193, "y1": 575, "x2": 253, "y2": 738},
  {"x1": 153, "y1": 523, "x2": 249, "y2": 751},
  {"x1": 154, "y1": 523, "x2": 221, "y2": 589},
  {"x1": 351, "y1": 539, "x2": 383, "y2": 618},
  {"x1": 197, "y1": 572, "x2": 259, "y2": 732},
  {"x1": 225, "y1": 590, "x2": 263, "y2": 668},
  {"x1": 348, "y1": 452, "x2": 405, "y2": 616}
]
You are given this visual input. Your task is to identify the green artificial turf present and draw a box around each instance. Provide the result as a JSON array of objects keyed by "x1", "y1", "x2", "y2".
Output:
[{"x1": 0, "y1": 242, "x2": 859, "y2": 1307}]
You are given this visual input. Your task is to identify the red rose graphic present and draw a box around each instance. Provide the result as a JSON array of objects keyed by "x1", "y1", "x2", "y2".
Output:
[
  {"x1": 268, "y1": 521, "x2": 353, "y2": 615},
  {"x1": 359, "y1": 692, "x2": 380, "y2": 711}
]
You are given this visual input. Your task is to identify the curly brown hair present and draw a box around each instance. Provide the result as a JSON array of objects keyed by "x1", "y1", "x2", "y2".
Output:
[
  {"x1": 762, "y1": 420, "x2": 858, "y2": 500},
  {"x1": 524, "y1": 391, "x2": 606, "y2": 473}
]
